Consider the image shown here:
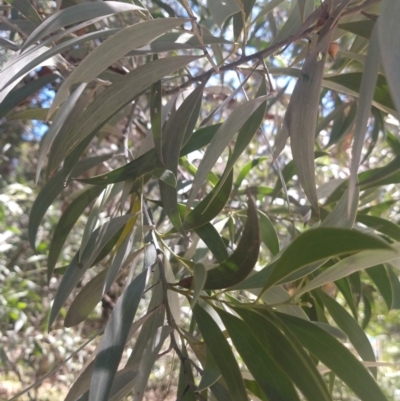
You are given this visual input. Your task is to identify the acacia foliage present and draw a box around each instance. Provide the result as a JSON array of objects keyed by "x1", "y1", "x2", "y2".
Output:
[{"x1": 2, "y1": 0, "x2": 400, "y2": 400}]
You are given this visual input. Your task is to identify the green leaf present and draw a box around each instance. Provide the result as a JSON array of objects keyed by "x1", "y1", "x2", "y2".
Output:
[
  {"x1": 323, "y1": 73, "x2": 396, "y2": 116},
  {"x1": 190, "y1": 263, "x2": 207, "y2": 307},
  {"x1": 339, "y1": 20, "x2": 375, "y2": 39},
  {"x1": 153, "y1": 168, "x2": 176, "y2": 187},
  {"x1": 367, "y1": 264, "x2": 392, "y2": 309},
  {"x1": 0, "y1": 73, "x2": 58, "y2": 119},
  {"x1": 217, "y1": 308, "x2": 301, "y2": 401},
  {"x1": 88, "y1": 269, "x2": 147, "y2": 401},
  {"x1": 296, "y1": 243, "x2": 400, "y2": 297},
  {"x1": 47, "y1": 55, "x2": 200, "y2": 176},
  {"x1": 264, "y1": 227, "x2": 392, "y2": 289},
  {"x1": 79, "y1": 123, "x2": 221, "y2": 186},
  {"x1": 258, "y1": 211, "x2": 279, "y2": 255},
  {"x1": 64, "y1": 268, "x2": 108, "y2": 327},
  {"x1": 317, "y1": 290, "x2": 376, "y2": 376},
  {"x1": 48, "y1": 214, "x2": 132, "y2": 328},
  {"x1": 159, "y1": 82, "x2": 204, "y2": 231},
  {"x1": 150, "y1": 74, "x2": 163, "y2": 164},
  {"x1": 200, "y1": 192, "x2": 259, "y2": 290},
  {"x1": 197, "y1": 347, "x2": 221, "y2": 391},
  {"x1": 2, "y1": 28, "x2": 119, "y2": 92},
  {"x1": 192, "y1": 305, "x2": 248, "y2": 401},
  {"x1": 357, "y1": 214, "x2": 400, "y2": 241},
  {"x1": 22, "y1": 1, "x2": 143, "y2": 50},
  {"x1": 47, "y1": 185, "x2": 104, "y2": 281},
  {"x1": 50, "y1": 18, "x2": 189, "y2": 115},
  {"x1": 286, "y1": 23, "x2": 335, "y2": 212},
  {"x1": 378, "y1": 0, "x2": 400, "y2": 114},
  {"x1": 184, "y1": 168, "x2": 233, "y2": 230},
  {"x1": 29, "y1": 154, "x2": 111, "y2": 250},
  {"x1": 187, "y1": 95, "x2": 269, "y2": 210},
  {"x1": 177, "y1": 345, "x2": 196, "y2": 401},
  {"x1": 387, "y1": 265, "x2": 400, "y2": 309},
  {"x1": 234, "y1": 307, "x2": 331, "y2": 401},
  {"x1": 277, "y1": 312, "x2": 388, "y2": 401},
  {"x1": 348, "y1": 23, "x2": 380, "y2": 216},
  {"x1": 208, "y1": 0, "x2": 241, "y2": 26},
  {"x1": 5, "y1": 0, "x2": 42, "y2": 26},
  {"x1": 36, "y1": 83, "x2": 87, "y2": 183},
  {"x1": 194, "y1": 223, "x2": 229, "y2": 263}
]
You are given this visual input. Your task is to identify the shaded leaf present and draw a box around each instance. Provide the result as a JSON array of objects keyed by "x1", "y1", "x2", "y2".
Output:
[
  {"x1": 47, "y1": 185, "x2": 104, "y2": 281},
  {"x1": 192, "y1": 305, "x2": 248, "y2": 401},
  {"x1": 217, "y1": 308, "x2": 301, "y2": 401},
  {"x1": 277, "y1": 312, "x2": 388, "y2": 401},
  {"x1": 29, "y1": 154, "x2": 111, "y2": 250},
  {"x1": 318, "y1": 290, "x2": 376, "y2": 376},
  {"x1": 234, "y1": 307, "x2": 331, "y2": 401},
  {"x1": 88, "y1": 269, "x2": 147, "y2": 401},
  {"x1": 366, "y1": 265, "x2": 392, "y2": 310},
  {"x1": 378, "y1": 0, "x2": 400, "y2": 114},
  {"x1": 187, "y1": 95, "x2": 269, "y2": 210},
  {"x1": 48, "y1": 214, "x2": 133, "y2": 328}
]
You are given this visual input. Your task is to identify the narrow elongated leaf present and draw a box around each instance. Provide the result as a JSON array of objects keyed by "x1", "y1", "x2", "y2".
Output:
[
  {"x1": 339, "y1": 20, "x2": 375, "y2": 39},
  {"x1": 184, "y1": 168, "x2": 233, "y2": 230},
  {"x1": 29, "y1": 154, "x2": 111, "y2": 250},
  {"x1": 3, "y1": 28, "x2": 119, "y2": 92},
  {"x1": 208, "y1": 0, "x2": 241, "y2": 26},
  {"x1": 47, "y1": 185, "x2": 104, "y2": 280},
  {"x1": 190, "y1": 263, "x2": 207, "y2": 307},
  {"x1": 194, "y1": 223, "x2": 229, "y2": 263},
  {"x1": 258, "y1": 211, "x2": 279, "y2": 255},
  {"x1": 212, "y1": 79, "x2": 267, "y2": 199},
  {"x1": 88, "y1": 269, "x2": 147, "y2": 401},
  {"x1": 48, "y1": 214, "x2": 132, "y2": 328},
  {"x1": 323, "y1": 73, "x2": 396, "y2": 116},
  {"x1": 348, "y1": 24, "x2": 381, "y2": 215},
  {"x1": 296, "y1": 243, "x2": 400, "y2": 297},
  {"x1": 357, "y1": 214, "x2": 400, "y2": 241},
  {"x1": 192, "y1": 305, "x2": 249, "y2": 401},
  {"x1": 264, "y1": 227, "x2": 392, "y2": 289},
  {"x1": 50, "y1": 18, "x2": 189, "y2": 115},
  {"x1": 277, "y1": 312, "x2": 388, "y2": 401},
  {"x1": 79, "y1": 123, "x2": 220, "y2": 186},
  {"x1": 132, "y1": 325, "x2": 173, "y2": 401},
  {"x1": 286, "y1": 22, "x2": 335, "y2": 212},
  {"x1": 234, "y1": 307, "x2": 331, "y2": 401},
  {"x1": 378, "y1": 0, "x2": 400, "y2": 114},
  {"x1": 181, "y1": 192, "x2": 259, "y2": 290},
  {"x1": 177, "y1": 345, "x2": 196, "y2": 401},
  {"x1": 37, "y1": 83, "x2": 86, "y2": 183},
  {"x1": 22, "y1": 1, "x2": 143, "y2": 50},
  {"x1": 187, "y1": 95, "x2": 268, "y2": 210},
  {"x1": 5, "y1": 0, "x2": 41, "y2": 26},
  {"x1": 47, "y1": 55, "x2": 200, "y2": 176},
  {"x1": 387, "y1": 266, "x2": 400, "y2": 309},
  {"x1": 159, "y1": 83, "x2": 204, "y2": 230},
  {"x1": 318, "y1": 291, "x2": 376, "y2": 376},
  {"x1": 217, "y1": 308, "x2": 301, "y2": 401},
  {"x1": 65, "y1": 268, "x2": 108, "y2": 328},
  {"x1": 366, "y1": 265, "x2": 392, "y2": 310},
  {"x1": 150, "y1": 75, "x2": 163, "y2": 163},
  {"x1": 0, "y1": 73, "x2": 58, "y2": 119},
  {"x1": 197, "y1": 347, "x2": 221, "y2": 391}
]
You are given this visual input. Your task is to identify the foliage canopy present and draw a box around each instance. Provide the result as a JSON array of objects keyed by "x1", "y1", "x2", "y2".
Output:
[{"x1": 2, "y1": 0, "x2": 400, "y2": 400}]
